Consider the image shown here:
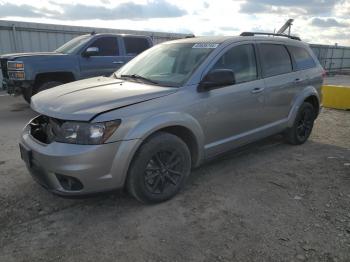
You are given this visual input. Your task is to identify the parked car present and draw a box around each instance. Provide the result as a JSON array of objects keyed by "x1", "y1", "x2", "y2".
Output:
[
  {"x1": 19, "y1": 33, "x2": 324, "y2": 204},
  {"x1": 0, "y1": 33, "x2": 153, "y2": 102}
]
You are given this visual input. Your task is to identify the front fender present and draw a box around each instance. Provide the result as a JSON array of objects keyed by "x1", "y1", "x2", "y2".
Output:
[
  {"x1": 22, "y1": 56, "x2": 80, "y2": 81},
  {"x1": 287, "y1": 85, "x2": 320, "y2": 127},
  {"x1": 107, "y1": 112, "x2": 205, "y2": 187},
  {"x1": 125, "y1": 112, "x2": 205, "y2": 163}
]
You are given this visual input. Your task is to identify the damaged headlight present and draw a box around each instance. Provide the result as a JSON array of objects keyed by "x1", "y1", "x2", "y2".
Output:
[{"x1": 54, "y1": 120, "x2": 121, "y2": 145}]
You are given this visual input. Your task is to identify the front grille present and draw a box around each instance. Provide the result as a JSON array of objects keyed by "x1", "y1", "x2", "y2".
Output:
[
  {"x1": 0, "y1": 59, "x2": 8, "y2": 78},
  {"x1": 30, "y1": 115, "x2": 62, "y2": 144}
]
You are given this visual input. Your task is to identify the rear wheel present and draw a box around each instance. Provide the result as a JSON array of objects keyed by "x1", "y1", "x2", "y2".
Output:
[
  {"x1": 127, "y1": 132, "x2": 191, "y2": 204},
  {"x1": 284, "y1": 102, "x2": 315, "y2": 145}
]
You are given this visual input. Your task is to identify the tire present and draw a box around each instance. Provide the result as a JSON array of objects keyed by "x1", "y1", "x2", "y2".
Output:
[
  {"x1": 284, "y1": 102, "x2": 315, "y2": 145},
  {"x1": 22, "y1": 87, "x2": 33, "y2": 103},
  {"x1": 127, "y1": 132, "x2": 191, "y2": 204},
  {"x1": 34, "y1": 81, "x2": 63, "y2": 94}
]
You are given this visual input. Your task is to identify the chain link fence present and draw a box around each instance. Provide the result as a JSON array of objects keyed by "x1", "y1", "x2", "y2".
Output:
[{"x1": 310, "y1": 44, "x2": 350, "y2": 75}]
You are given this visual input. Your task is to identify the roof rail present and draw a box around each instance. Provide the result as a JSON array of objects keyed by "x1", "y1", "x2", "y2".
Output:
[{"x1": 240, "y1": 32, "x2": 301, "y2": 41}]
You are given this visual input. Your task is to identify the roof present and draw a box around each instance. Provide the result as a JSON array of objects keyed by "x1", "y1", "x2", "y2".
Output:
[
  {"x1": 87, "y1": 33, "x2": 152, "y2": 38},
  {"x1": 167, "y1": 35, "x2": 305, "y2": 46}
]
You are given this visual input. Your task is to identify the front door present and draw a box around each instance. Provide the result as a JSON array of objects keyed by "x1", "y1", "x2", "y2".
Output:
[
  {"x1": 200, "y1": 43, "x2": 266, "y2": 157},
  {"x1": 79, "y1": 36, "x2": 124, "y2": 79}
]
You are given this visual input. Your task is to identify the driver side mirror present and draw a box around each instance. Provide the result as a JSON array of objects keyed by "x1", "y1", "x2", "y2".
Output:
[
  {"x1": 83, "y1": 47, "x2": 99, "y2": 57},
  {"x1": 198, "y1": 69, "x2": 235, "y2": 92}
]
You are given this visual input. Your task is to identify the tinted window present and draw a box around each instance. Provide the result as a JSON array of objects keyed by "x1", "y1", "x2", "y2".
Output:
[
  {"x1": 124, "y1": 37, "x2": 150, "y2": 55},
  {"x1": 88, "y1": 37, "x2": 119, "y2": 56},
  {"x1": 288, "y1": 46, "x2": 316, "y2": 70},
  {"x1": 212, "y1": 44, "x2": 257, "y2": 84},
  {"x1": 260, "y1": 44, "x2": 292, "y2": 77}
]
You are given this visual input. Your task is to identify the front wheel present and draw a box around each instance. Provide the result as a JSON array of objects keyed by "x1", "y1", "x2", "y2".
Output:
[
  {"x1": 22, "y1": 81, "x2": 63, "y2": 103},
  {"x1": 284, "y1": 102, "x2": 315, "y2": 145},
  {"x1": 126, "y1": 132, "x2": 191, "y2": 204},
  {"x1": 22, "y1": 87, "x2": 33, "y2": 103}
]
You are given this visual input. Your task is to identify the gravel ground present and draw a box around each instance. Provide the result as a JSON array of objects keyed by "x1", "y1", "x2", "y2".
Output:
[{"x1": 0, "y1": 95, "x2": 349, "y2": 262}]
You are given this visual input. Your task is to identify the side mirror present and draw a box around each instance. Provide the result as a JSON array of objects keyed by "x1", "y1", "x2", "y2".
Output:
[
  {"x1": 198, "y1": 69, "x2": 235, "y2": 92},
  {"x1": 83, "y1": 47, "x2": 99, "y2": 57}
]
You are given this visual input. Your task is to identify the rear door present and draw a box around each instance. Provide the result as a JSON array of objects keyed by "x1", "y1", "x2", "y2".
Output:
[
  {"x1": 258, "y1": 43, "x2": 304, "y2": 123},
  {"x1": 79, "y1": 36, "x2": 123, "y2": 78},
  {"x1": 119, "y1": 36, "x2": 152, "y2": 64},
  {"x1": 287, "y1": 45, "x2": 319, "y2": 90}
]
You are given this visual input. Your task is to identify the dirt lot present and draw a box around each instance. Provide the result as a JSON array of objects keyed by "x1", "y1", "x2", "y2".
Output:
[{"x1": 0, "y1": 93, "x2": 349, "y2": 262}]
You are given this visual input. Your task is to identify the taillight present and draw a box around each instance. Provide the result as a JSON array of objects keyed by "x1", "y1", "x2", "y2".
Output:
[{"x1": 321, "y1": 69, "x2": 327, "y2": 79}]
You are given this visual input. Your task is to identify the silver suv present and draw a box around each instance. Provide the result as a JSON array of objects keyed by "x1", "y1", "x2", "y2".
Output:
[{"x1": 20, "y1": 33, "x2": 324, "y2": 203}]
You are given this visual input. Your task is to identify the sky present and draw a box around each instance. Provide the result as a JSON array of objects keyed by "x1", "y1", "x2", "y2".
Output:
[{"x1": 0, "y1": 0, "x2": 349, "y2": 45}]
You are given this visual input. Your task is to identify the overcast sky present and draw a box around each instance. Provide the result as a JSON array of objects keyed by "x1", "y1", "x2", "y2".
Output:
[{"x1": 0, "y1": 0, "x2": 349, "y2": 45}]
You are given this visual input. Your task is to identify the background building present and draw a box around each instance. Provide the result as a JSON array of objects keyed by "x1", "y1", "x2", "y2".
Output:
[{"x1": 1, "y1": 19, "x2": 349, "y2": 89}]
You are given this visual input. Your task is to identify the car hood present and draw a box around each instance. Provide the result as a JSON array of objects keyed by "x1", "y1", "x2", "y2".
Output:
[
  {"x1": 31, "y1": 76, "x2": 178, "y2": 121},
  {"x1": 0, "y1": 52, "x2": 64, "y2": 60}
]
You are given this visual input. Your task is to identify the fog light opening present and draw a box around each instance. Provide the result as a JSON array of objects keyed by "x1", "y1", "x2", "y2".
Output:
[{"x1": 56, "y1": 174, "x2": 83, "y2": 191}]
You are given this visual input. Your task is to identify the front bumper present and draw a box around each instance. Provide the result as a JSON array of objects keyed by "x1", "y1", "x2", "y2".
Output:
[
  {"x1": 20, "y1": 125, "x2": 140, "y2": 196},
  {"x1": 2, "y1": 78, "x2": 33, "y2": 95}
]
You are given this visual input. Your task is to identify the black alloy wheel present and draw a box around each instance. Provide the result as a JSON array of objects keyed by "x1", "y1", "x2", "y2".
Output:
[
  {"x1": 127, "y1": 132, "x2": 191, "y2": 204},
  {"x1": 296, "y1": 107, "x2": 314, "y2": 141},
  {"x1": 144, "y1": 150, "x2": 183, "y2": 195},
  {"x1": 285, "y1": 102, "x2": 315, "y2": 145}
]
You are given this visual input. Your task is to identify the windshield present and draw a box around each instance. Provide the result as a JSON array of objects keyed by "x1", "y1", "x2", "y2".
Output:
[
  {"x1": 55, "y1": 35, "x2": 91, "y2": 54},
  {"x1": 115, "y1": 42, "x2": 217, "y2": 87}
]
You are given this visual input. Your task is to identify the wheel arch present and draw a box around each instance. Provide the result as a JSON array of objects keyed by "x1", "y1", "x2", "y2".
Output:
[
  {"x1": 126, "y1": 112, "x2": 205, "y2": 168},
  {"x1": 287, "y1": 86, "x2": 321, "y2": 127},
  {"x1": 149, "y1": 125, "x2": 201, "y2": 168},
  {"x1": 304, "y1": 95, "x2": 320, "y2": 116},
  {"x1": 34, "y1": 71, "x2": 76, "y2": 87},
  {"x1": 109, "y1": 112, "x2": 206, "y2": 188}
]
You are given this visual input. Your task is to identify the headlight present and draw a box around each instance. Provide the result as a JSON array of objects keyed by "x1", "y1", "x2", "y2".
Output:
[
  {"x1": 8, "y1": 71, "x2": 25, "y2": 80},
  {"x1": 7, "y1": 61, "x2": 24, "y2": 70},
  {"x1": 54, "y1": 120, "x2": 121, "y2": 145}
]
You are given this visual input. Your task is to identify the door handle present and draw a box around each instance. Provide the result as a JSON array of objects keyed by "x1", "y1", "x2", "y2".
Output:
[
  {"x1": 294, "y1": 78, "x2": 303, "y2": 84},
  {"x1": 112, "y1": 61, "x2": 124, "y2": 64},
  {"x1": 251, "y1": 87, "x2": 265, "y2": 94}
]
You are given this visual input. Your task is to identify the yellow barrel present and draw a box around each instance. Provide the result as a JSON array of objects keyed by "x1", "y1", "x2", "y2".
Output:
[{"x1": 322, "y1": 85, "x2": 350, "y2": 110}]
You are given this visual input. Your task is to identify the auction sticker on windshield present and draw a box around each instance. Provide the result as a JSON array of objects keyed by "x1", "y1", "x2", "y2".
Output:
[{"x1": 192, "y1": 43, "x2": 219, "y2": 48}]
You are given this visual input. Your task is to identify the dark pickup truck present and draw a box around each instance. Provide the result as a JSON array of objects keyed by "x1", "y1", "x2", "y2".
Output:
[{"x1": 0, "y1": 33, "x2": 153, "y2": 102}]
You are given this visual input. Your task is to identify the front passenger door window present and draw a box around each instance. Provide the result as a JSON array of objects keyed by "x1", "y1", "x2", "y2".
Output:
[
  {"x1": 87, "y1": 37, "x2": 119, "y2": 56},
  {"x1": 211, "y1": 44, "x2": 257, "y2": 84},
  {"x1": 79, "y1": 36, "x2": 121, "y2": 78}
]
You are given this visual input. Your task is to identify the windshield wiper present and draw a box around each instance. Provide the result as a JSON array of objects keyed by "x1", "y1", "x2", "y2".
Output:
[{"x1": 120, "y1": 74, "x2": 159, "y2": 85}]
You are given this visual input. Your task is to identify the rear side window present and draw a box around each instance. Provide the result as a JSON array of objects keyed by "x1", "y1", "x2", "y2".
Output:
[
  {"x1": 288, "y1": 46, "x2": 316, "y2": 70},
  {"x1": 260, "y1": 44, "x2": 292, "y2": 78},
  {"x1": 124, "y1": 37, "x2": 150, "y2": 56},
  {"x1": 88, "y1": 37, "x2": 119, "y2": 56},
  {"x1": 211, "y1": 44, "x2": 257, "y2": 84}
]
